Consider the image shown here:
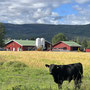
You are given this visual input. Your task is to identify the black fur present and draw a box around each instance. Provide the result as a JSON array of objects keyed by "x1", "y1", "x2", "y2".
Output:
[{"x1": 45, "y1": 63, "x2": 83, "y2": 89}]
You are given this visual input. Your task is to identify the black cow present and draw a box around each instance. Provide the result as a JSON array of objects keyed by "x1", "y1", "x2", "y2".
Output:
[{"x1": 45, "y1": 63, "x2": 83, "y2": 89}]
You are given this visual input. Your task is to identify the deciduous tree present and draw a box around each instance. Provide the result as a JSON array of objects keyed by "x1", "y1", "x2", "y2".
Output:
[{"x1": 52, "y1": 33, "x2": 67, "y2": 44}]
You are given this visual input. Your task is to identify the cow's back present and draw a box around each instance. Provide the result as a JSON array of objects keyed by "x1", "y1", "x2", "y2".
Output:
[
  {"x1": 54, "y1": 63, "x2": 83, "y2": 82},
  {"x1": 66, "y1": 63, "x2": 83, "y2": 80}
]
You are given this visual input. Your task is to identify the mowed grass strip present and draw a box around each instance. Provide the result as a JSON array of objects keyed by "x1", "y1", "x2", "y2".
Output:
[{"x1": 0, "y1": 51, "x2": 90, "y2": 90}]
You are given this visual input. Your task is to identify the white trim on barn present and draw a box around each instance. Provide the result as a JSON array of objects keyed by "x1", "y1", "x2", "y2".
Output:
[{"x1": 5, "y1": 40, "x2": 23, "y2": 46}]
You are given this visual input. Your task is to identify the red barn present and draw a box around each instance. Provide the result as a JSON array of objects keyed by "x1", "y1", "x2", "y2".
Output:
[
  {"x1": 4, "y1": 40, "x2": 51, "y2": 51},
  {"x1": 52, "y1": 41, "x2": 81, "y2": 51},
  {"x1": 85, "y1": 49, "x2": 90, "y2": 52}
]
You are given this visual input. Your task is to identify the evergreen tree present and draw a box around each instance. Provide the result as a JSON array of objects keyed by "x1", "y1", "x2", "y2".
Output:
[
  {"x1": 76, "y1": 37, "x2": 81, "y2": 44},
  {"x1": 81, "y1": 39, "x2": 88, "y2": 49},
  {"x1": 0, "y1": 23, "x2": 5, "y2": 47},
  {"x1": 30, "y1": 37, "x2": 36, "y2": 40},
  {"x1": 87, "y1": 41, "x2": 90, "y2": 48}
]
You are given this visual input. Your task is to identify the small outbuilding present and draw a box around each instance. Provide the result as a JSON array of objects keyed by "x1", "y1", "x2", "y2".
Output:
[
  {"x1": 4, "y1": 40, "x2": 51, "y2": 51},
  {"x1": 52, "y1": 41, "x2": 81, "y2": 51},
  {"x1": 85, "y1": 49, "x2": 90, "y2": 52}
]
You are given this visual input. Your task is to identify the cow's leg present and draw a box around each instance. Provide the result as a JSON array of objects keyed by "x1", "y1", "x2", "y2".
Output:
[
  {"x1": 74, "y1": 79, "x2": 82, "y2": 90},
  {"x1": 58, "y1": 82, "x2": 63, "y2": 90},
  {"x1": 74, "y1": 79, "x2": 78, "y2": 90},
  {"x1": 58, "y1": 84, "x2": 62, "y2": 90},
  {"x1": 77, "y1": 79, "x2": 82, "y2": 89}
]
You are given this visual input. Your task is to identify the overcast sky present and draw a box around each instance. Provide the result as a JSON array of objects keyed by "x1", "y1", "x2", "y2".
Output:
[{"x1": 0, "y1": 0, "x2": 90, "y2": 25}]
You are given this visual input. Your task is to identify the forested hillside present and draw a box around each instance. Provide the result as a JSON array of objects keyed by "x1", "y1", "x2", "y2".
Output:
[{"x1": 4, "y1": 23, "x2": 90, "y2": 41}]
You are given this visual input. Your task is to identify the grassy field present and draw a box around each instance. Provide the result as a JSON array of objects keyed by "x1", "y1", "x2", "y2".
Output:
[{"x1": 0, "y1": 51, "x2": 90, "y2": 90}]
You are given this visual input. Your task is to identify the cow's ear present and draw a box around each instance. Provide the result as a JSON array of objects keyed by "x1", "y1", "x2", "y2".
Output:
[
  {"x1": 45, "y1": 64, "x2": 50, "y2": 67},
  {"x1": 57, "y1": 66, "x2": 59, "y2": 69}
]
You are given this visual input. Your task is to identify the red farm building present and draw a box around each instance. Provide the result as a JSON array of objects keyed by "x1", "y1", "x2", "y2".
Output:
[
  {"x1": 85, "y1": 49, "x2": 90, "y2": 52},
  {"x1": 4, "y1": 40, "x2": 51, "y2": 51},
  {"x1": 52, "y1": 41, "x2": 81, "y2": 51}
]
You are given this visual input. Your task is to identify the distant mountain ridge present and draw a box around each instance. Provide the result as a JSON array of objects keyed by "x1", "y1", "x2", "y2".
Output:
[{"x1": 4, "y1": 23, "x2": 90, "y2": 41}]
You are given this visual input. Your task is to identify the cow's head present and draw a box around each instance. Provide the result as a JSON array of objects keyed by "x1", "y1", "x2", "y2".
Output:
[{"x1": 45, "y1": 64, "x2": 56, "y2": 74}]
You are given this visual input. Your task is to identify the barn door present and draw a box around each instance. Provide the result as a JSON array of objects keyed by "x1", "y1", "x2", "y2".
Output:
[
  {"x1": 13, "y1": 48, "x2": 15, "y2": 51},
  {"x1": 17, "y1": 48, "x2": 20, "y2": 51}
]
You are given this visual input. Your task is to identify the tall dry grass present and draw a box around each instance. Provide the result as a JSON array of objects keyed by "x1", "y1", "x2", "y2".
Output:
[{"x1": 0, "y1": 51, "x2": 90, "y2": 69}]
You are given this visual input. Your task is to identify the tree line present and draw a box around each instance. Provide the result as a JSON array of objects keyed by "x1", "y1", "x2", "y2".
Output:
[
  {"x1": 0, "y1": 22, "x2": 90, "y2": 50},
  {"x1": 52, "y1": 33, "x2": 90, "y2": 50},
  {"x1": 74, "y1": 37, "x2": 90, "y2": 49}
]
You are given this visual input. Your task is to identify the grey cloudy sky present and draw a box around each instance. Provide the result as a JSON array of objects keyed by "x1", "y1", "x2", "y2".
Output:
[{"x1": 0, "y1": 0, "x2": 90, "y2": 25}]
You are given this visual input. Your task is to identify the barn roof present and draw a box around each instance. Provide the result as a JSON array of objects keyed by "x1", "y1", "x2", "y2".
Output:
[
  {"x1": 62, "y1": 41, "x2": 81, "y2": 47},
  {"x1": 5, "y1": 39, "x2": 51, "y2": 46},
  {"x1": 15, "y1": 40, "x2": 36, "y2": 46},
  {"x1": 5, "y1": 40, "x2": 36, "y2": 46},
  {"x1": 53, "y1": 41, "x2": 81, "y2": 47}
]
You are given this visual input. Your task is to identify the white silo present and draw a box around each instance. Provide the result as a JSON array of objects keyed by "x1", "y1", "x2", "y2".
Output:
[
  {"x1": 36, "y1": 38, "x2": 41, "y2": 48},
  {"x1": 41, "y1": 38, "x2": 45, "y2": 49}
]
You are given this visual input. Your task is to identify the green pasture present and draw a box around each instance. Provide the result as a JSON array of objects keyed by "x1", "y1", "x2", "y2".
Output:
[
  {"x1": 0, "y1": 52, "x2": 90, "y2": 90},
  {"x1": 0, "y1": 61, "x2": 90, "y2": 90}
]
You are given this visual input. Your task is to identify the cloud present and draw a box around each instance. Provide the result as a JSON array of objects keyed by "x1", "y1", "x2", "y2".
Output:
[
  {"x1": 75, "y1": 0, "x2": 90, "y2": 4},
  {"x1": 61, "y1": 5, "x2": 90, "y2": 25},
  {"x1": 0, "y1": 0, "x2": 90, "y2": 25},
  {"x1": 0, "y1": 0, "x2": 71, "y2": 24}
]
